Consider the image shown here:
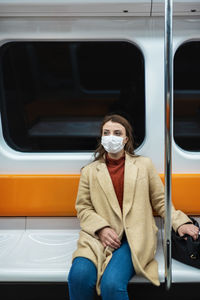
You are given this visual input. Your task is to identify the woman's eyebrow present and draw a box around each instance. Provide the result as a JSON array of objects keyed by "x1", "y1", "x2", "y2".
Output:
[{"x1": 114, "y1": 130, "x2": 122, "y2": 133}]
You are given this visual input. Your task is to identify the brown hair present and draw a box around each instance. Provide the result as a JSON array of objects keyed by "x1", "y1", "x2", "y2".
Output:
[{"x1": 94, "y1": 114, "x2": 135, "y2": 161}]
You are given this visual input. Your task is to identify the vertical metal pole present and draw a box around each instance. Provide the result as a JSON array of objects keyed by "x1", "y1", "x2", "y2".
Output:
[{"x1": 164, "y1": 0, "x2": 173, "y2": 290}]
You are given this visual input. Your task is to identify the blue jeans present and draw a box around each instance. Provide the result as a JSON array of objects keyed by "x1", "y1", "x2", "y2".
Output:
[{"x1": 68, "y1": 235, "x2": 135, "y2": 300}]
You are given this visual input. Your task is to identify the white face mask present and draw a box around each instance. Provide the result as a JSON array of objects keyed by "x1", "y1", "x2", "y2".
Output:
[{"x1": 101, "y1": 135, "x2": 125, "y2": 154}]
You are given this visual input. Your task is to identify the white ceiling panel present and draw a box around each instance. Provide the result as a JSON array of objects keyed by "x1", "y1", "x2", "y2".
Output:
[
  {"x1": 152, "y1": 0, "x2": 200, "y2": 16},
  {"x1": 0, "y1": 0, "x2": 151, "y2": 17}
]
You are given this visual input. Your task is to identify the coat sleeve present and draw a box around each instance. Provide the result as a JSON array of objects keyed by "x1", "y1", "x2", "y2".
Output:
[
  {"x1": 76, "y1": 166, "x2": 111, "y2": 238},
  {"x1": 147, "y1": 158, "x2": 191, "y2": 232}
]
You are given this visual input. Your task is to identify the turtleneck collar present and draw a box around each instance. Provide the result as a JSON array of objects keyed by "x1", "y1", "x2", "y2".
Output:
[{"x1": 106, "y1": 153, "x2": 125, "y2": 165}]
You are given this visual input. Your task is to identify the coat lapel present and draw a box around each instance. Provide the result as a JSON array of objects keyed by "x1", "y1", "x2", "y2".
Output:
[
  {"x1": 123, "y1": 153, "x2": 138, "y2": 217},
  {"x1": 96, "y1": 161, "x2": 122, "y2": 219}
]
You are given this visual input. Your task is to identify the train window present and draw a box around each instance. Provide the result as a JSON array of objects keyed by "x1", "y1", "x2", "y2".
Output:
[
  {"x1": 0, "y1": 42, "x2": 145, "y2": 152},
  {"x1": 174, "y1": 41, "x2": 200, "y2": 152}
]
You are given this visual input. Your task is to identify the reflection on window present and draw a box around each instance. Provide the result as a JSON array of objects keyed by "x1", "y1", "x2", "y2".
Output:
[
  {"x1": 174, "y1": 41, "x2": 200, "y2": 152},
  {"x1": 0, "y1": 42, "x2": 145, "y2": 152}
]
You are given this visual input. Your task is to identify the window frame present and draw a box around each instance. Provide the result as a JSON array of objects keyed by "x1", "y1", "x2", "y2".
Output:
[
  {"x1": 0, "y1": 39, "x2": 146, "y2": 154},
  {"x1": 173, "y1": 39, "x2": 200, "y2": 154}
]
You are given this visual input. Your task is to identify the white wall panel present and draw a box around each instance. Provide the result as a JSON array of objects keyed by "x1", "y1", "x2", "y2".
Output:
[{"x1": 0, "y1": 16, "x2": 199, "y2": 173}]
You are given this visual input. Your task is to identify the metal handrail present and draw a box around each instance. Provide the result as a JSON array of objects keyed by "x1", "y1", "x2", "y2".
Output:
[{"x1": 164, "y1": 0, "x2": 173, "y2": 291}]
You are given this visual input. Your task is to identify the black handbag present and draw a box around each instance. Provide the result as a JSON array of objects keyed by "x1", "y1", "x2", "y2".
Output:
[{"x1": 172, "y1": 217, "x2": 200, "y2": 268}]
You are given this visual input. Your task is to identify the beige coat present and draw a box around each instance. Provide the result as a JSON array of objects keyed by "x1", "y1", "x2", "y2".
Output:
[{"x1": 72, "y1": 153, "x2": 191, "y2": 295}]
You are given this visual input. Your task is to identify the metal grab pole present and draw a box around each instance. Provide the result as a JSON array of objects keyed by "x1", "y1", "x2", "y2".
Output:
[{"x1": 164, "y1": 0, "x2": 173, "y2": 291}]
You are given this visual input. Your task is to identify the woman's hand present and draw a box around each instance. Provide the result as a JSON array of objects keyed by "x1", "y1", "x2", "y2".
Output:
[
  {"x1": 97, "y1": 227, "x2": 121, "y2": 249},
  {"x1": 177, "y1": 223, "x2": 199, "y2": 240}
]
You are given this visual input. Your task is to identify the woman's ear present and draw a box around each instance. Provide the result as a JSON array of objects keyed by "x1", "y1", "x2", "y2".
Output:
[{"x1": 124, "y1": 136, "x2": 128, "y2": 144}]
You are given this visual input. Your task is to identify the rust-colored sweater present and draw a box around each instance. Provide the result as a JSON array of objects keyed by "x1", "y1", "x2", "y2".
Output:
[{"x1": 106, "y1": 154, "x2": 125, "y2": 212}]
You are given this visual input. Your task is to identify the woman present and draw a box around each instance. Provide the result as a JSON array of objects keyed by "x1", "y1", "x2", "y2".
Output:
[{"x1": 68, "y1": 114, "x2": 199, "y2": 300}]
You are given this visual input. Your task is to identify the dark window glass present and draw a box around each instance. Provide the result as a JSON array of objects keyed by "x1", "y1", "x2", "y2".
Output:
[
  {"x1": 0, "y1": 42, "x2": 145, "y2": 152},
  {"x1": 174, "y1": 41, "x2": 200, "y2": 152}
]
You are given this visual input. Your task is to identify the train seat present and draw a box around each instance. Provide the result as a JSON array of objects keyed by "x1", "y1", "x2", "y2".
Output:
[
  {"x1": 0, "y1": 174, "x2": 200, "y2": 285},
  {"x1": 0, "y1": 216, "x2": 164, "y2": 284}
]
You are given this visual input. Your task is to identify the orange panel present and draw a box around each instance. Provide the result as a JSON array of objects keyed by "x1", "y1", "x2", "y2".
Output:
[
  {"x1": 0, "y1": 174, "x2": 200, "y2": 216},
  {"x1": 160, "y1": 174, "x2": 200, "y2": 215},
  {"x1": 0, "y1": 175, "x2": 80, "y2": 216}
]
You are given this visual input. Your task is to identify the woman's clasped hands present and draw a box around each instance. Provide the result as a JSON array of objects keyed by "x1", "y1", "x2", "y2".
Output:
[{"x1": 97, "y1": 227, "x2": 121, "y2": 249}]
